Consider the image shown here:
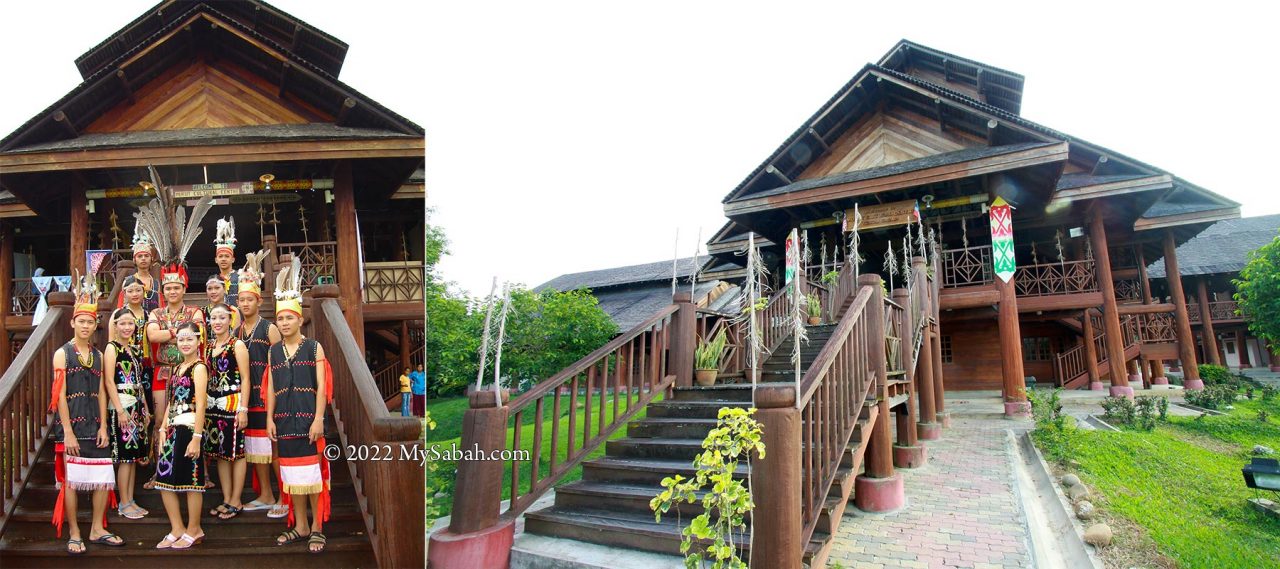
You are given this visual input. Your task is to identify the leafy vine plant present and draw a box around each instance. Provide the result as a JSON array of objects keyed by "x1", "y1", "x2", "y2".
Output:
[{"x1": 650, "y1": 407, "x2": 766, "y2": 569}]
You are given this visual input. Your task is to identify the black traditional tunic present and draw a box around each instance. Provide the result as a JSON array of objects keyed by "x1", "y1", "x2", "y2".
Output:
[
  {"x1": 270, "y1": 339, "x2": 326, "y2": 495},
  {"x1": 204, "y1": 339, "x2": 246, "y2": 461},
  {"x1": 154, "y1": 361, "x2": 206, "y2": 492},
  {"x1": 50, "y1": 343, "x2": 113, "y2": 472},
  {"x1": 240, "y1": 317, "x2": 273, "y2": 463},
  {"x1": 106, "y1": 341, "x2": 150, "y2": 464}
]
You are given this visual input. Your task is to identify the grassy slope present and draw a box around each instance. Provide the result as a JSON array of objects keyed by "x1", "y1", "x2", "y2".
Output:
[
  {"x1": 429, "y1": 392, "x2": 664, "y2": 517},
  {"x1": 1071, "y1": 396, "x2": 1280, "y2": 568}
]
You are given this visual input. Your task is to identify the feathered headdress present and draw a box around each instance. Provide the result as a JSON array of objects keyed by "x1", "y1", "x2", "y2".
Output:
[
  {"x1": 237, "y1": 249, "x2": 268, "y2": 298},
  {"x1": 131, "y1": 218, "x2": 154, "y2": 258},
  {"x1": 72, "y1": 270, "x2": 101, "y2": 321},
  {"x1": 274, "y1": 255, "x2": 303, "y2": 317},
  {"x1": 133, "y1": 165, "x2": 214, "y2": 289},
  {"x1": 214, "y1": 217, "x2": 237, "y2": 255}
]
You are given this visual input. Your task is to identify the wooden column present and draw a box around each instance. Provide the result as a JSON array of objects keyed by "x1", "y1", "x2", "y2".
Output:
[
  {"x1": 70, "y1": 187, "x2": 88, "y2": 277},
  {"x1": 1151, "y1": 359, "x2": 1168, "y2": 384},
  {"x1": 669, "y1": 291, "x2": 696, "y2": 388},
  {"x1": 1082, "y1": 312, "x2": 1102, "y2": 390},
  {"x1": 891, "y1": 288, "x2": 924, "y2": 468},
  {"x1": 1089, "y1": 211, "x2": 1131, "y2": 397},
  {"x1": 430, "y1": 389, "x2": 513, "y2": 568},
  {"x1": 917, "y1": 329, "x2": 941, "y2": 439},
  {"x1": 1163, "y1": 231, "x2": 1203, "y2": 389},
  {"x1": 1127, "y1": 358, "x2": 1142, "y2": 387},
  {"x1": 0, "y1": 222, "x2": 11, "y2": 368},
  {"x1": 750, "y1": 384, "x2": 802, "y2": 568},
  {"x1": 1269, "y1": 343, "x2": 1280, "y2": 372},
  {"x1": 1137, "y1": 245, "x2": 1153, "y2": 304},
  {"x1": 1138, "y1": 355, "x2": 1151, "y2": 388},
  {"x1": 1196, "y1": 279, "x2": 1221, "y2": 365},
  {"x1": 333, "y1": 160, "x2": 366, "y2": 352},
  {"x1": 855, "y1": 274, "x2": 904, "y2": 512},
  {"x1": 1237, "y1": 330, "x2": 1252, "y2": 368},
  {"x1": 996, "y1": 270, "x2": 1029, "y2": 416},
  {"x1": 931, "y1": 322, "x2": 948, "y2": 426},
  {"x1": 399, "y1": 319, "x2": 412, "y2": 370}
]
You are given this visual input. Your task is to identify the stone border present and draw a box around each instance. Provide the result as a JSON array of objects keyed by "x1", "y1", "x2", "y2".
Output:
[
  {"x1": 1084, "y1": 415, "x2": 1121, "y2": 432},
  {"x1": 1018, "y1": 432, "x2": 1105, "y2": 569},
  {"x1": 1173, "y1": 402, "x2": 1227, "y2": 416}
]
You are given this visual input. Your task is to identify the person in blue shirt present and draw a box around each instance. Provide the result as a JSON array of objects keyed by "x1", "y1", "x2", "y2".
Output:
[{"x1": 409, "y1": 364, "x2": 426, "y2": 417}]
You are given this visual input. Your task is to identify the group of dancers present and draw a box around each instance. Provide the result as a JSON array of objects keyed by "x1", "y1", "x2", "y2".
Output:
[{"x1": 50, "y1": 174, "x2": 332, "y2": 555}]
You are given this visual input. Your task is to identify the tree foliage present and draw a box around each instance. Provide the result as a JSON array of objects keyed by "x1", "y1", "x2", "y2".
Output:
[{"x1": 1234, "y1": 234, "x2": 1280, "y2": 345}]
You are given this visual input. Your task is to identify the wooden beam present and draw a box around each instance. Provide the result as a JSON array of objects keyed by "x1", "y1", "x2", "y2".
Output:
[
  {"x1": 934, "y1": 98, "x2": 945, "y2": 131},
  {"x1": 807, "y1": 128, "x2": 830, "y2": 153},
  {"x1": 765, "y1": 164, "x2": 791, "y2": 185},
  {"x1": 1047, "y1": 174, "x2": 1172, "y2": 205},
  {"x1": 70, "y1": 181, "x2": 88, "y2": 277},
  {"x1": 938, "y1": 285, "x2": 999, "y2": 310},
  {"x1": 1016, "y1": 292, "x2": 1104, "y2": 313},
  {"x1": 997, "y1": 274, "x2": 1028, "y2": 414},
  {"x1": 1134, "y1": 207, "x2": 1240, "y2": 231},
  {"x1": 1163, "y1": 231, "x2": 1203, "y2": 387},
  {"x1": 1090, "y1": 210, "x2": 1130, "y2": 393},
  {"x1": 1082, "y1": 312, "x2": 1101, "y2": 386},
  {"x1": 1137, "y1": 245, "x2": 1152, "y2": 303},
  {"x1": 333, "y1": 160, "x2": 365, "y2": 353},
  {"x1": 1090, "y1": 155, "x2": 1109, "y2": 175},
  {"x1": 52, "y1": 111, "x2": 78, "y2": 138},
  {"x1": 336, "y1": 97, "x2": 357, "y2": 126},
  {"x1": 985, "y1": 119, "x2": 998, "y2": 146},
  {"x1": 115, "y1": 70, "x2": 136, "y2": 105},
  {"x1": 1196, "y1": 278, "x2": 1221, "y2": 365},
  {"x1": 277, "y1": 61, "x2": 291, "y2": 98},
  {"x1": 0, "y1": 221, "x2": 12, "y2": 369}
]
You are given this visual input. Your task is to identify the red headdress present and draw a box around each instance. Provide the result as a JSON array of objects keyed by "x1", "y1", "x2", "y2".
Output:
[{"x1": 133, "y1": 165, "x2": 214, "y2": 291}]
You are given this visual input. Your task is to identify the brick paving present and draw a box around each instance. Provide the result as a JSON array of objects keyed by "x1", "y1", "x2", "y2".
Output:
[{"x1": 829, "y1": 403, "x2": 1034, "y2": 569}]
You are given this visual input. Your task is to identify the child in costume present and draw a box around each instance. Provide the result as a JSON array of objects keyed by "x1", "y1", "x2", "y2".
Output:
[
  {"x1": 51, "y1": 274, "x2": 125, "y2": 554},
  {"x1": 204, "y1": 303, "x2": 252, "y2": 520},
  {"x1": 212, "y1": 217, "x2": 240, "y2": 298},
  {"x1": 235, "y1": 250, "x2": 287, "y2": 518},
  {"x1": 103, "y1": 307, "x2": 152, "y2": 520},
  {"x1": 152, "y1": 322, "x2": 208, "y2": 549},
  {"x1": 266, "y1": 257, "x2": 333, "y2": 553}
]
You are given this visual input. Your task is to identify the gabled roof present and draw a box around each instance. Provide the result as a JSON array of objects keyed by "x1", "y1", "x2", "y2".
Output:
[
  {"x1": 877, "y1": 40, "x2": 1025, "y2": 115},
  {"x1": 1, "y1": 2, "x2": 421, "y2": 152},
  {"x1": 537, "y1": 256, "x2": 710, "y2": 293},
  {"x1": 1147, "y1": 214, "x2": 1280, "y2": 278}
]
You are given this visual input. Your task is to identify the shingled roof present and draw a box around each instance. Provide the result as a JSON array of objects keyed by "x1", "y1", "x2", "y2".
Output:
[
  {"x1": 1147, "y1": 214, "x2": 1280, "y2": 278},
  {"x1": 537, "y1": 256, "x2": 710, "y2": 292}
]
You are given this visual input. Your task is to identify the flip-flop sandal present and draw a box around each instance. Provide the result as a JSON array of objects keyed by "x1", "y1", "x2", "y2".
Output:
[
  {"x1": 208, "y1": 502, "x2": 231, "y2": 517},
  {"x1": 218, "y1": 505, "x2": 242, "y2": 520},
  {"x1": 90, "y1": 533, "x2": 126, "y2": 547},
  {"x1": 129, "y1": 501, "x2": 150, "y2": 516},
  {"x1": 242, "y1": 499, "x2": 273, "y2": 511},
  {"x1": 170, "y1": 533, "x2": 198, "y2": 550},
  {"x1": 67, "y1": 539, "x2": 86, "y2": 555},
  {"x1": 268, "y1": 504, "x2": 290, "y2": 519},
  {"x1": 156, "y1": 533, "x2": 179, "y2": 549},
  {"x1": 308, "y1": 532, "x2": 327, "y2": 553},
  {"x1": 276, "y1": 528, "x2": 309, "y2": 546},
  {"x1": 119, "y1": 503, "x2": 145, "y2": 520}
]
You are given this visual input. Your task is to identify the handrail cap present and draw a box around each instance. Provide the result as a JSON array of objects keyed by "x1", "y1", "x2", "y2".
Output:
[
  {"x1": 48, "y1": 291, "x2": 75, "y2": 306},
  {"x1": 754, "y1": 384, "x2": 797, "y2": 409},
  {"x1": 311, "y1": 284, "x2": 341, "y2": 299},
  {"x1": 468, "y1": 387, "x2": 510, "y2": 409}
]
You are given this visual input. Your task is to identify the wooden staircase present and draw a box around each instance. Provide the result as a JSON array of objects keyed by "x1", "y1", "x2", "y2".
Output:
[
  {"x1": 1058, "y1": 332, "x2": 1142, "y2": 390},
  {"x1": 523, "y1": 324, "x2": 878, "y2": 564},
  {"x1": 0, "y1": 415, "x2": 374, "y2": 568}
]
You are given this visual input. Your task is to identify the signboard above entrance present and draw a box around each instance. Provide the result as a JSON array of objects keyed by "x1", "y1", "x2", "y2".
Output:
[
  {"x1": 843, "y1": 199, "x2": 919, "y2": 232},
  {"x1": 87, "y1": 179, "x2": 334, "y2": 200}
]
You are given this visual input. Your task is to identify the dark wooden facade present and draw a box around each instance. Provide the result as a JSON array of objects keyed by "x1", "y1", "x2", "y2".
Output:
[{"x1": 0, "y1": 2, "x2": 423, "y2": 566}]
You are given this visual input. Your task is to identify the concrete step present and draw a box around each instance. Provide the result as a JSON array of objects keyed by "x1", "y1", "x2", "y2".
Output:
[
  {"x1": 670, "y1": 384, "x2": 755, "y2": 403},
  {"x1": 581, "y1": 457, "x2": 749, "y2": 486},
  {"x1": 626, "y1": 417, "x2": 719, "y2": 439},
  {"x1": 523, "y1": 506, "x2": 750, "y2": 559},
  {"x1": 553, "y1": 480, "x2": 712, "y2": 519},
  {"x1": 646, "y1": 400, "x2": 751, "y2": 419},
  {"x1": 606, "y1": 438, "x2": 706, "y2": 461}
]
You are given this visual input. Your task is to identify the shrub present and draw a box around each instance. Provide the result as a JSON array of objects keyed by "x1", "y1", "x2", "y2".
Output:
[
  {"x1": 1157, "y1": 396, "x2": 1169, "y2": 421},
  {"x1": 1263, "y1": 385, "x2": 1278, "y2": 402},
  {"x1": 1027, "y1": 388, "x2": 1078, "y2": 465},
  {"x1": 1198, "y1": 364, "x2": 1233, "y2": 385},
  {"x1": 1260, "y1": 410, "x2": 1271, "y2": 423},
  {"x1": 1100, "y1": 396, "x2": 1136, "y2": 426},
  {"x1": 1184, "y1": 384, "x2": 1239, "y2": 410},
  {"x1": 1133, "y1": 396, "x2": 1159, "y2": 431}
]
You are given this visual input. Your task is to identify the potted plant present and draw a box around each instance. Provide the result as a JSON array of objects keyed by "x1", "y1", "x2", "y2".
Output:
[
  {"x1": 805, "y1": 292, "x2": 822, "y2": 325},
  {"x1": 694, "y1": 329, "x2": 728, "y2": 386}
]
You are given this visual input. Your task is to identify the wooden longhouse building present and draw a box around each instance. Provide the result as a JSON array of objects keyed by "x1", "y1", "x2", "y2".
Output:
[
  {"x1": 440, "y1": 40, "x2": 1242, "y2": 568},
  {"x1": 0, "y1": 1, "x2": 423, "y2": 566}
]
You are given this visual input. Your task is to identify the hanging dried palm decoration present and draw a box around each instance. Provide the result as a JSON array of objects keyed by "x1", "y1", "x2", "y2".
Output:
[
  {"x1": 491, "y1": 282, "x2": 513, "y2": 403},
  {"x1": 885, "y1": 242, "x2": 899, "y2": 291},
  {"x1": 688, "y1": 227, "x2": 703, "y2": 300},
  {"x1": 1031, "y1": 241, "x2": 1039, "y2": 265},
  {"x1": 961, "y1": 217, "x2": 970, "y2": 249},
  {"x1": 916, "y1": 216, "x2": 927, "y2": 261},
  {"x1": 790, "y1": 234, "x2": 809, "y2": 403},
  {"x1": 734, "y1": 233, "x2": 770, "y2": 382},
  {"x1": 847, "y1": 204, "x2": 864, "y2": 281},
  {"x1": 473, "y1": 277, "x2": 498, "y2": 395},
  {"x1": 1055, "y1": 229, "x2": 1066, "y2": 265},
  {"x1": 903, "y1": 237, "x2": 913, "y2": 293},
  {"x1": 670, "y1": 228, "x2": 680, "y2": 300}
]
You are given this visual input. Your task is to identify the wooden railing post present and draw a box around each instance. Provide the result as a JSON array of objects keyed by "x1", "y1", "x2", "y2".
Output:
[
  {"x1": 891, "y1": 288, "x2": 925, "y2": 469},
  {"x1": 429, "y1": 389, "x2": 515, "y2": 568},
  {"x1": 669, "y1": 291, "x2": 696, "y2": 389},
  {"x1": 750, "y1": 384, "x2": 802, "y2": 569},
  {"x1": 855, "y1": 274, "x2": 904, "y2": 512},
  {"x1": 1, "y1": 221, "x2": 13, "y2": 368},
  {"x1": 911, "y1": 258, "x2": 940, "y2": 440}
]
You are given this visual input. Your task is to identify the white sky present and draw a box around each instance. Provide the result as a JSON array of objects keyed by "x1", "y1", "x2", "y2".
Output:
[{"x1": 4, "y1": 2, "x2": 1278, "y2": 298}]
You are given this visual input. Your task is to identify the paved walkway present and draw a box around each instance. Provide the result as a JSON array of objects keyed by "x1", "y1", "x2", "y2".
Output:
[{"x1": 829, "y1": 395, "x2": 1034, "y2": 569}]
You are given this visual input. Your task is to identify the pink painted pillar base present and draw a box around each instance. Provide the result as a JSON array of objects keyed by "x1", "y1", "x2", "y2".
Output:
[
  {"x1": 937, "y1": 411, "x2": 952, "y2": 428},
  {"x1": 854, "y1": 474, "x2": 905, "y2": 513},
  {"x1": 1271, "y1": 366, "x2": 1280, "y2": 372},
  {"x1": 1151, "y1": 376, "x2": 1169, "y2": 386},
  {"x1": 1108, "y1": 385, "x2": 1135, "y2": 399},
  {"x1": 428, "y1": 520, "x2": 515, "y2": 569},
  {"x1": 893, "y1": 444, "x2": 927, "y2": 469},
  {"x1": 917, "y1": 422, "x2": 942, "y2": 441},
  {"x1": 1183, "y1": 379, "x2": 1206, "y2": 391},
  {"x1": 1004, "y1": 401, "x2": 1031, "y2": 418},
  {"x1": 1127, "y1": 374, "x2": 1142, "y2": 385},
  {"x1": 1089, "y1": 382, "x2": 1105, "y2": 391}
]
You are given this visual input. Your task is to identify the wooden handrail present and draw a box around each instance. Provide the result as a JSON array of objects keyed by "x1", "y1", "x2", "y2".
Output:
[
  {"x1": 498, "y1": 305, "x2": 679, "y2": 520},
  {"x1": 0, "y1": 292, "x2": 73, "y2": 538},
  {"x1": 304, "y1": 286, "x2": 422, "y2": 568}
]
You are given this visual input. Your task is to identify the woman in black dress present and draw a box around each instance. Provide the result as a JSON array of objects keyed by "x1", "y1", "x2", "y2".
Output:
[
  {"x1": 204, "y1": 303, "x2": 252, "y2": 519},
  {"x1": 153, "y1": 322, "x2": 207, "y2": 550},
  {"x1": 103, "y1": 307, "x2": 151, "y2": 520}
]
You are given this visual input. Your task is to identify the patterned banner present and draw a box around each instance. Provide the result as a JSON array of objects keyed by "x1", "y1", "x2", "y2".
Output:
[
  {"x1": 784, "y1": 228, "x2": 799, "y2": 285},
  {"x1": 990, "y1": 197, "x2": 1016, "y2": 282},
  {"x1": 86, "y1": 250, "x2": 112, "y2": 277},
  {"x1": 53, "y1": 275, "x2": 72, "y2": 292}
]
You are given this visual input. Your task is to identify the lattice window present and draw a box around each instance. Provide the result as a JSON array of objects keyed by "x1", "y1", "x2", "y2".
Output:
[
  {"x1": 1022, "y1": 337, "x2": 1052, "y2": 361},
  {"x1": 941, "y1": 335, "x2": 953, "y2": 364}
]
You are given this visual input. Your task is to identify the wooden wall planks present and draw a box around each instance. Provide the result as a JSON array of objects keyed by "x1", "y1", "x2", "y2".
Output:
[{"x1": 798, "y1": 106, "x2": 982, "y2": 181}]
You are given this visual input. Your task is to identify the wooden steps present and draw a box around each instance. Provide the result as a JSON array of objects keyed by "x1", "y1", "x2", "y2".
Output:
[
  {"x1": 524, "y1": 323, "x2": 877, "y2": 562},
  {"x1": 0, "y1": 415, "x2": 374, "y2": 568}
]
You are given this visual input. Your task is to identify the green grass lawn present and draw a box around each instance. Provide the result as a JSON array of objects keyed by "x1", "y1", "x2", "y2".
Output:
[
  {"x1": 1068, "y1": 395, "x2": 1280, "y2": 568},
  {"x1": 428, "y1": 391, "x2": 665, "y2": 518}
]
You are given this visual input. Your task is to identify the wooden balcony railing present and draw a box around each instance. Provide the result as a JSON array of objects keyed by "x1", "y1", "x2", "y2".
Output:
[
  {"x1": 1209, "y1": 300, "x2": 1242, "y2": 322},
  {"x1": 364, "y1": 261, "x2": 424, "y2": 304},
  {"x1": 1113, "y1": 278, "x2": 1142, "y2": 303},
  {"x1": 303, "y1": 286, "x2": 423, "y2": 567},
  {"x1": 760, "y1": 282, "x2": 796, "y2": 358},
  {"x1": 884, "y1": 299, "x2": 905, "y2": 375},
  {"x1": 1133, "y1": 312, "x2": 1177, "y2": 343},
  {"x1": 940, "y1": 245, "x2": 993, "y2": 288},
  {"x1": 9, "y1": 278, "x2": 38, "y2": 316},
  {"x1": 1014, "y1": 261, "x2": 1098, "y2": 297},
  {"x1": 797, "y1": 284, "x2": 877, "y2": 546},
  {"x1": 1187, "y1": 303, "x2": 1201, "y2": 323},
  {"x1": 276, "y1": 241, "x2": 338, "y2": 290},
  {"x1": 496, "y1": 306, "x2": 677, "y2": 521},
  {"x1": 0, "y1": 292, "x2": 72, "y2": 537},
  {"x1": 371, "y1": 345, "x2": 425, "y2": 400},
  {"x1": 695, "y1": 308, "x2": 744, "y2": 376}
]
